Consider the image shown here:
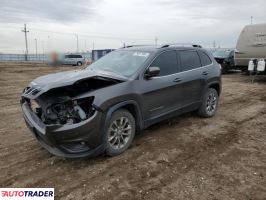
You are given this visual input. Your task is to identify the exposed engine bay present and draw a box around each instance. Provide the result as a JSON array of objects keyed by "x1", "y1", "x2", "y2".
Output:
[
  {"x1": 31, "y1": 96, "x2": 95, "y2": 125},
  {"x1": 23, "y1": 76, "x2": 122, "y2": 125}
]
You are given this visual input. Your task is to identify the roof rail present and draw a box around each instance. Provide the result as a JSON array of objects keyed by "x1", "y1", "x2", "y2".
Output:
[
  {"x1": 119, "y1": 44, "x2": 154, "y2": 49},
  {"x1": 160, "y1": 43, "x2": 202, "y2": 48}
]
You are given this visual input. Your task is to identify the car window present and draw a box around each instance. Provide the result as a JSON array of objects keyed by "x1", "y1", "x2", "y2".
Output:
[
  {"x1": 179, "y1": 51, "x2": 201, "y2": 71},
  {"x1": 150, "y1": 51, "x2": 178, "y2": 76},
  {"x1": 88, "y1": 50, "x2": 151, "y2": 77},
  {"x1": 198, "y1": 51, "x2": 212, "y2": 66},
  {"x1": 67, "y1": 55, "x2": 82, "y2": 58},
  {"x1": 213, "y1": 50, "x2": 231, "y2": 58}
]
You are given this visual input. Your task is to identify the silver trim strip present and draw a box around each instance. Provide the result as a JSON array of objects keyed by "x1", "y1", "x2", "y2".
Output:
[{"x1": 151, "y1": 64, "x2": 212, "y2": 79}]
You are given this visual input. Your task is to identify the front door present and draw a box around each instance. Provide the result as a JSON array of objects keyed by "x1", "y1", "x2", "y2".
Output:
[{"x1": 140, "y1": 50, "x2": 180, "y2": 120}]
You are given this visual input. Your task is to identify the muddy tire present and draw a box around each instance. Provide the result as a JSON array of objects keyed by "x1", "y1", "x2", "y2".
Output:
[
  {"x1": 105, "y1": 109, "x2": 135, "y2": 156},
  {"x1": 198, "y1": 88, "x2": 219, "y2": 118}
]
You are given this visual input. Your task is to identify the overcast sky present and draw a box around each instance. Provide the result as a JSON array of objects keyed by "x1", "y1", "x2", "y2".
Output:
[{"x1": 0, "y1": 0, "x2": 265, "y2": 53}]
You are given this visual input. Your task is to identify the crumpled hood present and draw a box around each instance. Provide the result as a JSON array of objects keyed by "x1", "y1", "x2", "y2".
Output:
[{"x1": 27, "y1": 68, "x2": 128, "y2": 97}]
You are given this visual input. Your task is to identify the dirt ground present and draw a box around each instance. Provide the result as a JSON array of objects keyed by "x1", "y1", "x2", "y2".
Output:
[{"x1": 0, "y1": 62, "x2": 265, "y2": 200}]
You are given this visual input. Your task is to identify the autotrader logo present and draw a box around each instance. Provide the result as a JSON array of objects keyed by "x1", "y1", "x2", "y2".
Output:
[{"x1": 0, "y1": 188, "x2": 54, "y2": 199}]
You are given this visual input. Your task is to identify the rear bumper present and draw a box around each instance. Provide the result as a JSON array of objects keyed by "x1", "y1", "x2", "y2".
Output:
[{"x1": 21, "y1": 101, "x2": 105, "y2": 158}]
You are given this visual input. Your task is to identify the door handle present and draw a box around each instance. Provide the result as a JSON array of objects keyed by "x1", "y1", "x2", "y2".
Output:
[
  {"x1": 202, "y1": 71, "x2": 209, "y2": 75},
  {"x1": 173, "y1": 78, "x2": 182, "y2": 82}
]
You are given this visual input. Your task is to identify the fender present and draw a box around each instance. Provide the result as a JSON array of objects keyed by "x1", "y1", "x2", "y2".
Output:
[
  {"x1": 104, "y1": 100, "x2": 144, "y2": 131},
  {"x1": 206, "y1": 80, "x2": 222, "y2": 95},
  {"x1": 198, "y1": 80, "x2": 221, "y2": 103}
]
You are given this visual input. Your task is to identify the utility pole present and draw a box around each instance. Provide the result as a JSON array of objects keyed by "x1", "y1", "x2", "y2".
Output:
[
  {"x1": 213, "y1": 40, "x2": 216, "y2": 51},
  {"x1": 21, "y1": 24, "x2": 29, "y2": 61},
  {"x1": 74, "y1": 33, "x2": 79, "y2": 53},
  {"x1": 250, "y1": 16, "x2": 253, "y2": 25},
  {"x1": 155, "y1": 36, "x2": 158, "y2": 46},
  {"x1": 84, "y1": 40, "x2": 87, "y2": 52},
  {"x1": 42, "y1": 41, "x2": 45, "y2": 63},
  {"x1": 92, "y1": 42, "x2": 95, "y2": 50},
  {"x1": 34, "y1": 38, "x2": 37, "y2": 60},
  {"x1": 47, "y1": 36, "x2": 50, "y2": 53}
]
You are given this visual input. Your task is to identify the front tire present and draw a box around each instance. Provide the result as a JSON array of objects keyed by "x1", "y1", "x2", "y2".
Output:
[
  {"x1": 77, "y1": 61, "x2": 82, "y2": 66},
  {"x1": 198, "y1": 88, "x2": 219, "y2": 117},
  {"x1": 105, "y1": 109, "x2": 135, "y2": 156}
]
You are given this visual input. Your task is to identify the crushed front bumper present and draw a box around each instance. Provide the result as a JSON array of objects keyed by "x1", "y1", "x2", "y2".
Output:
[{"x1": 21, "y1": 101, "x2": 105, "y2": 158}]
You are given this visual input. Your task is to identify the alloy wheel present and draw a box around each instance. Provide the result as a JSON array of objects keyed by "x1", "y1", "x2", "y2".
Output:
[
  {"x1": 206, "y1": 91, "x2": 217, "y2": 115},
  {"x1": 108, "y1": 117, "x2": 132, "y2": 150}
]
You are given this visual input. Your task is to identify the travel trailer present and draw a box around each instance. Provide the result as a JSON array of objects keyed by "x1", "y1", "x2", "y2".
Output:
[{"x1": 235, "y1": 23, "x2": 266, "y2": 70}]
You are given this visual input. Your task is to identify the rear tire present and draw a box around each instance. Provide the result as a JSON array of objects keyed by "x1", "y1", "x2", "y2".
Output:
[
  {"x1": 104, "y1": 109, "x2": 135, "y2": 156},
  {"x1": 198, "y1": 88, "x2": 219, "y2": 118}
]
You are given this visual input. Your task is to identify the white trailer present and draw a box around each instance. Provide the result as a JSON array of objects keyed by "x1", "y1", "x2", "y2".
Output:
[{"x1": 235, "y1": 23, "x2": 266, "y2": 70}]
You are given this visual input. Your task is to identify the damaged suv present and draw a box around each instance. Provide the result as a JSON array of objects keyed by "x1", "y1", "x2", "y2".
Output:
[{"x1": 21, "y1": 44, "x2": 221, "y2": 158}]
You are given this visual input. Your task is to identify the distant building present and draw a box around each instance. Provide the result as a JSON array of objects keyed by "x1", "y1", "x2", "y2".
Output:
[{"x1": 92, "y1": 49, "x2": 114, "y2": 61}]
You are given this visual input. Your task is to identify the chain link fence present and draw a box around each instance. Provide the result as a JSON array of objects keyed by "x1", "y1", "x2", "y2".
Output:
[
  {"x1": 0, "y1": 52, "x2": 92, "y2": 62},
  {"x1": 0, "y1": 54, "x2": 47, "y2": 61}
]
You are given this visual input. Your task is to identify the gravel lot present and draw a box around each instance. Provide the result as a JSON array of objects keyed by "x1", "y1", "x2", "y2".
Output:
[{"x1": 0, "y1": 62, "x2": 266, "y2": 200}]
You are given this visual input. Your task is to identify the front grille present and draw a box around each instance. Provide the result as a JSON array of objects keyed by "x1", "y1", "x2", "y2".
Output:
[{"x1": 24, "y1": 87, "x2": 40, "y2": 96}]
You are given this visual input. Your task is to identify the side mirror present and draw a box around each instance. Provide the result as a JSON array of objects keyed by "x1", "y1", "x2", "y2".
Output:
[{"x1": 145, "y1": 66, "x2": 160, "y2": 78}]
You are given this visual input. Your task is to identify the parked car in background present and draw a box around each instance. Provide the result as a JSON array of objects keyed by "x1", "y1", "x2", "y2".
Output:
[
  {"x1": 92, "y1": 49, "x2": 114, "y2": 62},
  {"x1": 61, "y1": 54, "x2": 85, "y2": 66},
  {"x1": 21, "y1": 44, "x2": 221, "y2": 158},
  {"x1": 213, "y1": 49, "x2": 235, "y2": 73},
  {"x1": 235, "y1": 23, "x2": 266, "y2": 71}
]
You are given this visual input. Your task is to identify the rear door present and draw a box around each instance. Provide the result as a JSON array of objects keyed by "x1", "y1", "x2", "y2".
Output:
[
  {"x1": 70, "y1": 55, "x2": 76, "y2": 65},
  {"x1": 175, "y1": 50, "x2": 207, "y2": 106}
]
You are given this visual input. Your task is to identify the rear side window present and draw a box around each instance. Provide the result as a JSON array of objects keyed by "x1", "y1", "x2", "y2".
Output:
[
  {"x1": 150, "y1": 51, "x2": 178, "y2": 76},
  {"x1": 67, "y1": 55, "x2": 82, "y2": 58},
  {"x1": 198, "y1": 51, "x2": 212, "y2": 66},
  {"x1": 179, "y1": 51, "x2": 201, "y2": 72}
]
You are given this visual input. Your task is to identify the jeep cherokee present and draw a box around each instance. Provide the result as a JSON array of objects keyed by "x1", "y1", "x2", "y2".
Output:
[{"x1": 21, "y1": 44, "x2": 221, "y2": 158}]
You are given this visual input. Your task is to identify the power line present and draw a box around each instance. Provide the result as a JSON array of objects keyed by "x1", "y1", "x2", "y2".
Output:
[
  {"x1": 21, "y1": 24, "x2": 29, "y2": 60},
  {"x1": 30, "y1": 28, "x2": 155, "y2": 41}
]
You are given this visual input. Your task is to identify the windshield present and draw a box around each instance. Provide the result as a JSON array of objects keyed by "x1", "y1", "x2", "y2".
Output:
[
  {"x1": 213, "y1": 50, "x2": 231, "y2": 58},
  {"x1": 87, "y1": 50, "x2": 150, "y2": 77}
]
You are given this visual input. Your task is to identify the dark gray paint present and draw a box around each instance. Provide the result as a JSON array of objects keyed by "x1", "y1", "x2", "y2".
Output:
[{"x1": 21, "y1": 46, "x2": 221, "y2": 158}]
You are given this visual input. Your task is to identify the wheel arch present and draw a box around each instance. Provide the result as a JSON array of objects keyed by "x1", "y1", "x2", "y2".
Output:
[
  {"x1": 207, "y1": 82, "x2": 221, "y2": 96},
  {"x1": 105, "y1": 100, "x2": 143, "y2": 132}
]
